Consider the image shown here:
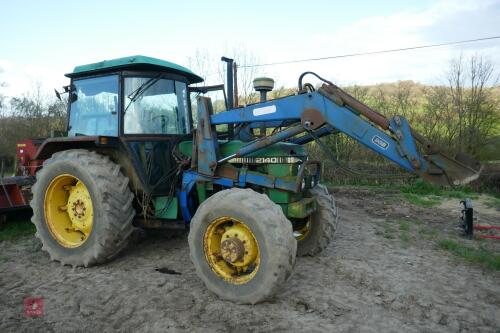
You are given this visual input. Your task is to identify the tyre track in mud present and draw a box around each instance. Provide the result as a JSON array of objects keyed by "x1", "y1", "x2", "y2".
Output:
[{"x1": 1, "y1": 188, "x2": 499, "y2": 332}]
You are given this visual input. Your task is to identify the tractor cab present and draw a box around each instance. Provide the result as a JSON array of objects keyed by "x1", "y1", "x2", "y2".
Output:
[
  {"x1": 43, "y1": 56, "x2": 207, "y2": 210},
  {"x1": 64, "y1": 55, "x2": 204, "y2": 137}
]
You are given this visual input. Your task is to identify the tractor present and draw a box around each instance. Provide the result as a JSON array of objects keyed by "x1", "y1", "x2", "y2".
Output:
[{"x1": 1, "y1": 55, "x2": 481, "y2": 304}]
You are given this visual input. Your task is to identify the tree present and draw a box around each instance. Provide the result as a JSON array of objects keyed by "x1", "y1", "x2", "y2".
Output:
[
  {"x1": 0, "y1": 67, "x2": 6, "y2": 117},
  {"x1": 186, "y1": 46, "x2": 265, "y2": 106},
  {"x1": 0, "y1": 83, "x2": 66, "y2": 156},
  {"x1": 186, "y1": 49, "x2": 215, "y2": 85},
  {"x1": 423, "y1": 55, "x2": 500, "y2": 155},
  {"x1": 462, "y1": 55, "x2": 499, "y2": 153},
  {"x1": 229, "y1": 46, "x2": 263, "y2": 105}
]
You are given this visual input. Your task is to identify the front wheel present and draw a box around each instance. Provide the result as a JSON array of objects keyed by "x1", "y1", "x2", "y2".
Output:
[
  {"x1": 295, "y1": 184, "x2": 338, "y2": 256},
  {"x1": 188, "y1": 188, "x2": 297, "y2": 304}
]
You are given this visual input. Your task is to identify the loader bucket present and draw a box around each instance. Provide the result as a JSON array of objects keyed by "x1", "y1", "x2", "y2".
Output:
[{"x1": 421, "y1": 151, "x2": 482, "y2": 187}]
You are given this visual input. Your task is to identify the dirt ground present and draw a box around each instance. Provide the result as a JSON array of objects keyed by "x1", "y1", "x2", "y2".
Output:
[{"x1": 1, "y1": 187, "x2": 499, "y2": 332}]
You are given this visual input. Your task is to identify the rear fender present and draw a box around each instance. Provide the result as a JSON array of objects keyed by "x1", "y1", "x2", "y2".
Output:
[
  {"x1": 34, "y1": 136, "x2": 119, "y2": 160},
  {"x1": 33, "y1": 136, "x2": 145, "y2": 192}
]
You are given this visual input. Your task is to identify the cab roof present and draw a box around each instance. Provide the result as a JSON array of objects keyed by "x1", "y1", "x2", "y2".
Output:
[{"x1": 65, "y1": 55, "x2": 204, "y2": 83}]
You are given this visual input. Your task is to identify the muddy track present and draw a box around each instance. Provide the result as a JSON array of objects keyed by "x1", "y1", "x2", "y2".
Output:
[{"x1": 1, "y1": 188, "x2": 499, "y2": 332}]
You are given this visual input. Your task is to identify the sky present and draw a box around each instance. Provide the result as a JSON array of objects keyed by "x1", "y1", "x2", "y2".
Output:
[{"x1": 0, "y1": 0, "x2": 499, "y2": 97}]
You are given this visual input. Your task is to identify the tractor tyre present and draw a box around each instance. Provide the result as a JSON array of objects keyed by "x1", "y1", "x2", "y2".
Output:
[
  {"x1": 30, "y1": 149, "x2": 135, "y2": 267},
  {"x1": 188, "y1": 188, "x2": 297, "y2": 304},
  {"x1": 296, "y1": 184, "x2": 338, "y2": 256}
]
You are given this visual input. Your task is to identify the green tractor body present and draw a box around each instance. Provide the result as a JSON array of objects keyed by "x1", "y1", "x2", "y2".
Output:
[
  {"x1": 30, "y1": 52, "x2": 477, "y2": 303},
  {"x1": 30, "y1": 55, "x2": 329, "y2": 303}
]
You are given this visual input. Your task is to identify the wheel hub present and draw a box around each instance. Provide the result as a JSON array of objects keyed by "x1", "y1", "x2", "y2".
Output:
[
  {"x1": 220, "y1": 224, "x2": 258, "y2": 267},
  {"x1": 220, "y1": 237, "x2": 245, "y2": 263},
  {"x1": 72, "y1": 199, "x2": 86, "y2": 218},
  {"x1": 66, "y1": 181, "x2": 93, "y2": 234},
  {"x1": 204, "y1": 217, "x2": 260, "y2": 284}
]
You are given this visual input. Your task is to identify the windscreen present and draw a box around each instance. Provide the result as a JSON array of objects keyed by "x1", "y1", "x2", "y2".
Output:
[{"x1": 124, "y1": 77, "x2": 190, "y2": 135}]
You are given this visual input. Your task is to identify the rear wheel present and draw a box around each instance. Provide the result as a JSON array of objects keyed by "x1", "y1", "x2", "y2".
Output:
[
  {"x1": 189, "y1": 188, "x2": 296, "y2": 304},
  {"x1": 30, "y1": 149, "x2": 135, "y2": 267},
  {"x1": 295, "y1": 184, "x2": 338, "y2": 256}
]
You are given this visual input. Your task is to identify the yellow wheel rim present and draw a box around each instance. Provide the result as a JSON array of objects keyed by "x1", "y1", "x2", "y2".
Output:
[
  {"x1": 204, "y1": 217, "x2": 260, "y2": 285},
  {"x1": 44, "y1": 174, "x2": 94, "y2": 248},
  {"x1": 294, "y1": 218, "x2": 311, "y2": 241}
]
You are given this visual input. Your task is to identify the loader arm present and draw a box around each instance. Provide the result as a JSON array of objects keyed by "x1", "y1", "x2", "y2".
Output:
[{"x1": 206, "y1": 84, "x2": 481, "y2": 187}]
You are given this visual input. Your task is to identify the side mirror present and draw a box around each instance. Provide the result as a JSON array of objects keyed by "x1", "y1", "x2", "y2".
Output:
[
  {"x1": 54, "y1": 89, "x2": 62, "y2": 101},
  {"x1": 55, "y1": 85, "x2": 74, "y2": 103}
]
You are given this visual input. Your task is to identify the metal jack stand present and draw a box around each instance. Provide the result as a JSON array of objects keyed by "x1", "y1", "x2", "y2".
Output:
[{"x1": 460, "y1": 199, "x2": 500, "y2": 240}]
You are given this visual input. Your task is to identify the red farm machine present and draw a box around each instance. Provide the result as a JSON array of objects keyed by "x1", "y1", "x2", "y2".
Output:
[{"x1": 0, "y1": 139, "x2": 44, "y2": 216}]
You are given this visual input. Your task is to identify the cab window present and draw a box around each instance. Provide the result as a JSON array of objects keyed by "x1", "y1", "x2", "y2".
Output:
[{"x1": 68, "y1": 75, "x2": 119, "y2": 136}]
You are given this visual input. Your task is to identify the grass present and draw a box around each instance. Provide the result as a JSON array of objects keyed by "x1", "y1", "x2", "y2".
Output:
[
  {"x1": 400, "y1": 232, "x2": 412, "y2": 244},
  {"x1": 396, "y1": 220, "x2": 413, "y2": 246},
  {"x1": 386, "y1": 219, "x2": 499, "y2": 271},
  {"x1": 398, "y1": 180, "x2": 479, "y2": 207},
  {"x1": 378, "y1": 219, "x2": 415, "y2": 243},
  {"x1": 333, "y1": 179, "x2": 479, "y2": 207},
  {"x1": 376, "y1": 220, "x2": 396, "y2": 239},
  {"x1": 438, "y1": 239, "x2": 500, "y2": 271},
  {"x1": 371, "y1": 190, "x2": 499, "y2": 271},
  {"x1": 484, "y1": 196, "x2": 500, "y2": 210},
  {"x1": 398, "y1": 221, "x2": 410, "y2": 231},
  {"x1": 398, "y1": 179, "x2": 477, "y2": 198},
  {"x1": 418, "y1": 226, "x2": 438, "y2": 239},
  {"x1": 383, "y1": 229, "x2": 395, "y2": 239},
  {"x1": 403, "y1": 193, "x2": 441, "y2": 207},
  {"x1": 0, "y1": 220, "x2": 35, "y2": 241},
  {"x1": 336, "y1": 179, "x2": 478, "y2": 198}
]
